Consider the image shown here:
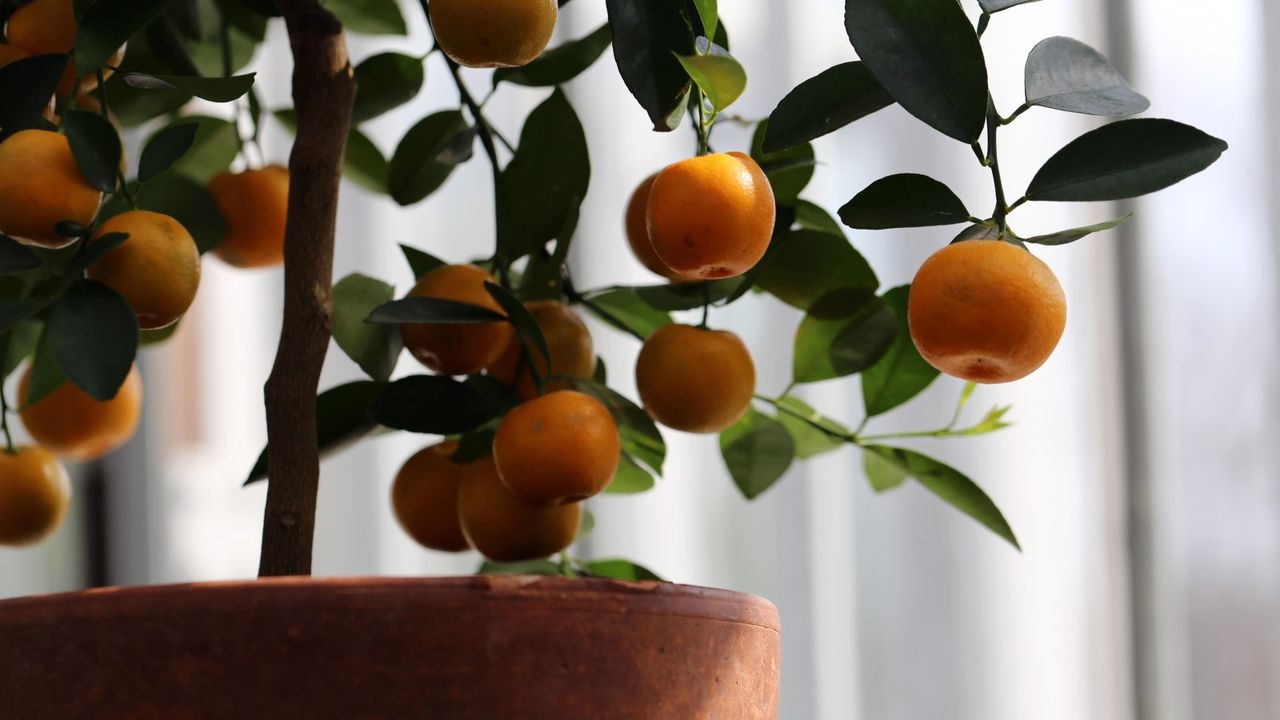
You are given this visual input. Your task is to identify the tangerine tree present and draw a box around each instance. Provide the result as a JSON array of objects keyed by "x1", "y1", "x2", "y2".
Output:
[{"x1": 0, "y1": 0, "x2": 1224, "y2": 576}]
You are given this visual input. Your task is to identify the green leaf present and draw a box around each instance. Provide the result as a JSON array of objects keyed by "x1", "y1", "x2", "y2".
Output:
[
  {"x1": 862, "y1": 447, "x2": 908, "y2": 492},
  {"x1": 952, "y1": 222, "x2": 1003, "y2": 244},
  {"x1": 62, "y1": 110, "x2": 122, "y2": 192},
  {"x1": 979, "y1": 0, "x2": 1041, "y2": 13},
  {"x1": 75, "y1": 0, "x2": 172, "y2": 73},
  {"x1": 366, "y1": 297, "x2": 507, "y2": 325},
  {"x1": 143, "y1": 12, "x2": 202, "y2": 76},
  {"x1": 794, "y1": 291, "x2": 897, "y2": 384},
  {"x1": 0, "y1": 299, "x2": 51, "y2": 338},
  {"x1": 676, "y1": 51, "x2": 746, "y2": 111},
  {"x1": 570, "y1": 379, "x2": 666, "y2": 475},
  {"x1": 774, "y1": 396, "x2": 848, "y2": 459},
  {"x1": 387, "y1": 111, "x2": 470, "y2": 206},
  {"x1": 582, "y1": 558, "x2": 664, "y2": 581},
  {"x1": 720, "y1": 409, "x2": 795, "y2": 500},
  {"x1": 138, "y1": 122, "x2": 198, "y2": 183},
  {"x1": 320, "y1": 0, "x2": 406, "y2": 35},
  {"x1": 332, "y1": 274, "x2": 401, "y2": 382},
  {"x1": 763, "y1": 62, "x2": 893, "y2": 152},
  {"x1": 582, "y1": 290, "x2": 672, "y2": 340},
  {"x1": 0, "y1": 55, "x2": 69, "y2": 139},
  {"x1": 839, "y1": 174, "x2": 970, "y2": 230},
  {"x1": 751, "y1": 121, "x2": 813, "y2": 206},
  {"x1": 497, "y1": 89, "x2": 590, "y2": 261},
  {"x1": 245, "y1": 381, "x2": 385, "y2": 484},
  {"x1": 1, "y1": 319, "x2": 42, "y2": 380},
  {"x1": 793, "y1": 201, "x2": 844, "y2": 236},
  {"x1": 484, "y1": 281, "x2": 551, "y2": 367},
  {"x1": 23, "y1": 325, "x2": 65, "y2": 410},
  {"x1": 68, "y1": 232, "x2": 128, "y2": 277},
  {"x1": 47, "y1": 280, "x2": 138, "y2": 401},
  {"x1": 861, "y1": 285, "x2": 939, "y2": 417},
  {"x1": 1025, "y1": 37, "x2": 1149, "y2": 117},
  {"x1": 756, "y1": 230, "x2": 878, "y2": 310},
  {"x1": 372, "y1": 375, "x2": 506, "y2": 435},
  {"x1": 1023, "y1": 214, "x2": 1133, "y2": 246},
  {"x1": 0, "y1": 235, "x2": 43, "y2": 276},
  {"x1": 1026, "y1": 119, "x2": 1227, "y2": 202},
  {"x1": 400, "y1": 245, "x2": 445, "y2": 280},
  {"x1": 163, "y1": 116, "x2": 240, "y2": 182},
  {"x1": 117, "y1": 172, "x2": 227, "y2": 254},
  {"x1": 493, "y1": 23, "x2": 613, "y2": 87},
  {"x1": 691, "y1": 0, "x2": 718, "y2": 40},
  {"x1": 605, "y1": 453, "x2": 657, "y2": 494},
  {"x1": 862, "y1": 445, "x2": 1020, "y2": 548},
  {"x1": 844, "y1": 0, "x2": 988, "y2": 143},
  {"x1": 120, "y1": 72, "x2": 256, "y2": 102},
  {"x1": 479, "y1": 559, "x2": 561, "y2": 576},
  {"x1": 632, "y1": 279, "x2": 745, "y2": 311},
  {"x1": 352, "y1": 52, "x2": 425, "y2": 123},
  {"x1": 606, "y1": 0, "x2": 694, "y2": 130},
  {"x1": 342, "y1": 127, "x2": 389, "y2": 193}
]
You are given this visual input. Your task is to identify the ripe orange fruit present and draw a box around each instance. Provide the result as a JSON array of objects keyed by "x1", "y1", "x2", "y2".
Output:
[
  {"x1": 88, "y1": 210, "x2": 201, "y2": 330},
  {"x1": 0, "y1": 446, "x2": 71, "y2": 546},
  {"x1": 646, "y1": 152, "x2": 776, "y2": 280},
  {"x1": 624, "y1": 173, "x2": 680, "y2": 279},
  {"x1": 456, "y1": 454, "x2": 581, "y2": 562},
  {"x1": 390, "y1": 441, "x2": 472, "y2": 553},
  {"x1": 206, "y1": 165, "x2": 290, "y2": 268},
  {"x1": 5, "y1": 0, "x2": 118, "y2": 96},
  {"x1": 401, "y1": 264, "x2": 515, "y2": 376},
  {"x1": 429, "y1": 0, "x2": 557, "y2": 69},
  {"x1": 492, "y1": 390, "x2": 620, "y2": 506},
  {"x1": 0, "y1": 129, "x2": 101, "y2": 248},
  {"x1": 19, "y1": 364, "x2": 143, "y2": 461},
  {"x1": 486, "y1": 300, "x2": 595, "y2": 400},
  {"x1": 636, "y1": 324, "x2": 755, "y2": 433},
  {"x1": 908, "y1": 239, "x2": 1067, "y2": 384}
]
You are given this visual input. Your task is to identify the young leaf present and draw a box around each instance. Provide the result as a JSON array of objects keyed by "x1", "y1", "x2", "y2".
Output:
[
  {"x1": 1023, "y1": 214, "x2": 1133, "y2": 246},
  {"x1": 484, "y1": 281, "x2": 551, "y2": 367},
  {"x1": 774, "y1": 396, "x2": 849, "y2": 459},
  {"x1": 581, "y1": 290, "x2": 672, "y2": 340},
  {"x1": 605, "y1": 453, "x2": 657, "y2": 494},
  {"x1": 138, "y1": 122, "x2": 199, "y2": 183},
  {"x1": 372, "y1": 375, "x2": 506, "y2": 434},
  {"x1": 332, "y1": 274, "x2": 402, "y2": 382},
  {"x1": 861, "y1": 285, "x2": 939, "y2": 417},
  {"x1": 1025, "y1": 37, "x2": 1149, "y2": 117},
  {"x1": 1026, "y1": 118, "x2": 1228, "y2": 202},
  {"x1": 763, "y1": 62, "x2": 894, "y2": 152},
  {"x1": 62, "y1": 110, "x2": 122, "y2": 192},
  {"x1": 756, "y1": 230, "x2": 878, "y2": 310},
  {"x1": 979, "y1": 0, "x2": 1042, "y2": 14},
  {"x1": 400, "y1": 244, "x2": 445, "y2": 280},
  {"x1": 862, "y1": 447, "x2": 908, "y2": 492},
  {"x1": 75, "y1": 0, "x2": 172, "y2": 73},
  {"x1": 0, "y1": 235, "x2": 43, "y2": 276},
  {"x1": 691, "y1": 0, "x2": 718, "y2": 41},
  {"x1": 366, "y1": 297, "x2": 507, "y2": 325},
  {"x1": 493, "y1": 23, "x2": 613, "y2": 87},
  {"x1": 163, "y1": 116, "x2": 240, "y2": 182},
  {"x1": 751, "y1": 122, "x2": 814, "y2": 205},
  {"x1": 352, "y1": 52, "x2": 425, "y2": 123},
  {"x1": 720, "y1": 409, "x2": 796, "y2": 499},
  {"x1": 606, "y1": 0, "x2": 694, "y2": 130},
  {"x1": 844, "y1": 0, "x2": 988, "y2": 143},
  {"x1": 245, "y1": 381, "x2": 386, "y2": 484},
  {"x1": 839, "y1": 174, "x2": 970, "y2": 229},
  {"x1": 320, "y1": 0, "x2": 406, "y2": 35},
  {"x1": 861, "y1": 445, "x2": 1020, "y2": 548},
  {"x1": 120, "y1": 72, "x2": 257, "y2": 102},
  {"x1": 0, "y1": 54, "x2": 69, "y2": 138},
  {"x1": 582, "y1": 558, "x2": 664, "y2": 581},
  {"x1": 675, "y1": 51, "x2": 746, "y2": 111},
  {"x1": 47, "y1": 280, "x2": 138, "y2": 401},
  {"x1": 793, "y1": 291, "x2": 897, "y2": 384},
  {"x1": 387, "y1": 111, "x2": 470, "y2": 206}
]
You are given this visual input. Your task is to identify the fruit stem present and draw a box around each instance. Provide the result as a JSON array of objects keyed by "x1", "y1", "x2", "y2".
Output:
[
  {"x1": 0, "y1": 376, "x2": 15, "y2": 455},
  {"x1": 698, "y1": 284, "x2": 711, "y2": 328},
  {"x1": 985, "y1": 100, "x2": 1009, "y2": 234}
]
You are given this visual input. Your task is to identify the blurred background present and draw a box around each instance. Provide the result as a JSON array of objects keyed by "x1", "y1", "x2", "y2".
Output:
[{"x1": 2, "y1": 0, "x2": 1278, "y2": 718}]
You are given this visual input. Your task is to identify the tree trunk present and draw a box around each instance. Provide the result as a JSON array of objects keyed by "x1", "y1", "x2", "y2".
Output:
[{"x1": 258, "y1": 0, "x2": 354, "y2": 577}]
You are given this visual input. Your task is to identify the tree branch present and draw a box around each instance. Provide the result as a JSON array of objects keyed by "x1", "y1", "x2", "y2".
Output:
[{"x1": 258, "y1": 0, "x2": 355, "y2": 577}]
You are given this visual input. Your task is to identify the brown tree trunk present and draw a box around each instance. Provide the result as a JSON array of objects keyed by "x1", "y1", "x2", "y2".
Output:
[{"x1": 258, "y1": 0, "x2": 354, "y2": 576}]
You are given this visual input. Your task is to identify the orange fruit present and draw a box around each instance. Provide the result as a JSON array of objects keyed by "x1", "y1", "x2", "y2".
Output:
[
  {"x1": 390, "y1": 441, "x2": 472, "y2": 553},
  {"x1": 5, "y1": 0, "x2": 119, "y2": 96},
  {"x1": 206, "y1": 165, "x2": 290, "y2": 268},
  {"x1": 0, "y1": 446, "x2": 71, "y2": 546},
  {"x1": 19, "y1": 364, "x2": 143, "y2": 461},
  {"x1": 492, "y1": 390, "x2": 620, "y2": 506},
  {"x1": 636, "y1": 324, "x2": 755, "y2": 433},
  {"x1": 908, "y1": 239, "x2": 1067, "y2": 384},
  {"x1": 429, "y1": 0, "x2": 557, "y2": 69},
  {"x1": 88, "y1": 210, "x2": 201, "y2": 330},
  {"x1": 401, "y1": 264, "x2": 515, "y2": 376},
  {"x1": 456, "y1": 454, "x2": 581, "y2": 562},
  {"x1": 0, "y1": 129, "x2": 101, "y2": 248},
  {"x1": 624, "y1": 173, "x2": 680, "y2": 279},
  {"x1": 486, "y1": 300, "x2": 595, "y2": 400},
  {"x1": 646, "y1": 152, "x2": 776, "y2": 280}
]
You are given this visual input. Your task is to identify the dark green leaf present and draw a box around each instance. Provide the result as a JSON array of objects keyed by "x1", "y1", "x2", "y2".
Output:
[
  {"x1": 352, "y1": 52, "x2": 425, "y2": 123},
  {"x1": 751, "y1": 121, "x2": 813, "y2": 205},
  {"x1": 862, "y1": 445, "x2": 1020, "y2": 548},
  {"x1": 844, "y1": 0, "x2": 988, "y2": 142},
  {"x1": 493, "y1": 23, "x2": 613, "y2": 87},
  {"x1": 75, "y1": 0, "x2": 172, "y2": 73},
  {"x1": 484, "y1": 281, "x2": 550, "y2": 367},
  {"x1": 372, "y1": 375, "x2": 506, "y2": 434},
  {"x1": 0, "y1": 54, "x2": 69, "y2": 138},
  {"x1": 1027, "y1": 119, "x2": 1227, "y2": 202},
  {"x1": 569, "y1": 379, "x2": 666, "y2": 474},
  {"x1": 774, "y1": 396, "x2": 848, "y2": 459},
  {"x1": 0, "y1": 300, "x2": 51, "y2": 337},
  {"x1": 794, "y1": 290, "x2": 896, "y2": 384},
  {"x1": 0, "y1": 235, "x2": 43, "y2": 275},
  {"x1": 676, "y1": 51, "x2": 746, "y2": 111},
  {"x1": 23, "y1": 325, "x2": 65, "y2": 410},
  {"x1": 582, "y1": 290, "x2": 672, "y2": 340},
  {"x1": 633, "y1": 279, "x2": 744, "y2": 311},
  {"x1": 979, "y1": 0, "x2": 1041, "y2": 13},
  {"x1": 763, "y1": 62, "x2": 894, "y2": 152},
  {"x1": 862, "y1": 447, "x2": 908, "y2": 492},
  {"x1": 1023, "y1": 213, "x2": 1133, "y2": 246},
  {"x1": 952, "y1": 222, "x2": 1003, "y2": 243},
  {"x1": 321, "y1": 0, "x2": 406, "y2": 34},
  {"x1": 757, "y1": 230, "x2": 878, "y2": 310},
  {"x1": 451, "y1": 425, "x2": 498, "y2": 463},
  {"x1": 720, "y1": 409, "x2": 795, "y2": 499},
  {"x1": 144, "y1": 11, "x2": 202, "y2": 76},
  {"x1": 62, "y1": 110, "x2": 122, "y2": 192},
  {"x1": 606, "y1": 0, "x2": 694, "y2": 130},
  {"x1": 582, "y1": 558, "x2": 664, "y2": 581},
  {"x1": 840, "y1": 174, "x2": 970, "y2": 229},
  {"x1": 387, "y1": 110, "x2": 470, "y2": 206},
  {"x1": 343, "y1": 127, "x2": 389, "y2": 193},
  {"x1": 793, "y1": 201, "x2": 844, "y2": 236},
  {"x1": 120, "y1": 71, "x2": 256, "y2": 102},
  {"x1": 125, "y1": 172, "x2": 227, "y2": 253},
  {"x1": 605, "y1": 453, "x2": 657, "y2": 494},
  {"x1": 1025, "y1": 37, "x2": 1149, "y2": 117},
  {"x1": 68, "y1": 232, "x2": 128, "y2": 276},
  {"x1": 1, "y1": 319, "x2": 42, "y2": 380},
  {"x1": 139, "y1": 321, "x2": 179, "y2": 346},
  {"x1": 138, "y1": 122, "x2": 198, "y2": 183},
  {"x1": 366, "y1": 296, "x2": 507, "y2": 325},
  {"x1": 333, "y1": 274, "x2": 402, "y2": 382},
  {"x1": 400, "y1": 244, "x2": 445, "y2": 280},
  {"x1": 245, "y1": 381, "x2": 386, "y2": 484},
  {"x1": 102, "y1": 48, "x2": 192, "y2": 127},
  {"x1": 861, "y1": 285, "x2": 939, "y2": 417},
  {"x1": 47, "y1": 280, "x2": 138, "y2": 401},
  {"x1": 164, "y1": 115, "x2": 240, "y2": 181}
]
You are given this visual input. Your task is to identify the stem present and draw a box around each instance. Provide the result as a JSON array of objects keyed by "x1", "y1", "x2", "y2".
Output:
[
  {"x1": 258, "y1": 0, "x2": 355, "y2": 577},
  {"x1": 219, "y1": 8, "x2": 248, "y2": 163},
  {"x1": 699, "y1": 284, "x2": 710, "y2": 328},
  {"x1": 1006, "y1": 195, "x2": 1028, "y2": 214},
  {"x1": 1000, "y1": 102, "x2": 1031, "y2": 125},
  {"x1": 755, "y1": 394, "x2": 859, "y2": 444},
  {"x1": 0, "y1": 377, "x2": 15, "y2": 455},
  {"x1": 94, "y1": 70, "x2": 136, "y2": 208},
  {"x1": 985, "y1": 101, "x2": 1009, "y2": 234}
]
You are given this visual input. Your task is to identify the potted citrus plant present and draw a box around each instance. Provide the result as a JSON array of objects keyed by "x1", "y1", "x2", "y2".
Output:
[{"x1": 0, "y1": 0, "x2": 1223, "y2": 717}]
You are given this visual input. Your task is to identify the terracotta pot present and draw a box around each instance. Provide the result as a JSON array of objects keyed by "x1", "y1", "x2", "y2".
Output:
[{"x1": 0, "y1": 575, "x2": 780, "y2": 719}]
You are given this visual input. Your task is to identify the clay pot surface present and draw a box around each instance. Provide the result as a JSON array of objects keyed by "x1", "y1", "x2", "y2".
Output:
[{"x1": 0, "y1": 574, "x2": 780, "y2": 719}]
